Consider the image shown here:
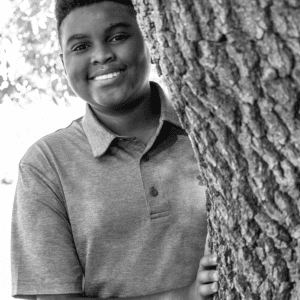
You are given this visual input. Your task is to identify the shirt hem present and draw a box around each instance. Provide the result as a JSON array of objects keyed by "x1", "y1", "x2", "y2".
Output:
[{"x1": 12, "y1": 281, "x2": 83, "y2": 299}]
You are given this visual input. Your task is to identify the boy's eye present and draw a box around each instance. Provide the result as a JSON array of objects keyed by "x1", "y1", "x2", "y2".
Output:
[
  {"x1": 71, "y1": 44, "x2": 90, "y2": 52},
  {"x1": 110, "y1": 34, "x2": 129, "y2": 43}
]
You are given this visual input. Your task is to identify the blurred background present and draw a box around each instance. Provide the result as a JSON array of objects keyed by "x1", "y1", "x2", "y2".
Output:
[{"x1": 1, "y1": 0, "x2": 161, "y2": 298}]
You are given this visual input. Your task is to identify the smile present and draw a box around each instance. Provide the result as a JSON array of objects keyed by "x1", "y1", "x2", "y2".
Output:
[{"x1": 93, "y1": 71, "x2": 124, "y2": 81}]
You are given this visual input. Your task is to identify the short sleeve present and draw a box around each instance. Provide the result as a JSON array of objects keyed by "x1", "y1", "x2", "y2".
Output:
[{"x1": 11, "y1": 163, "x2": 83, "y2": 299}]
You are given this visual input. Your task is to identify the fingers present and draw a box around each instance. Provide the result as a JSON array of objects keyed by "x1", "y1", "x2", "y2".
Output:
[
  {"x1": 197, "y1": 253, "x2": 219, "y2": 297},
  {"x1": 197, "y1": 270, "x2": 219, "y2": 283},
  {"x1": 199, "y1": 253, "x2": 218, "y2": 270},
  {"x1": 198, "y1": 282, "x2": 219, "y2": 296}
]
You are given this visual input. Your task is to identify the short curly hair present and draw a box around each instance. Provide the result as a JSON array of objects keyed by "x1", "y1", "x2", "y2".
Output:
[{"x1": 55, "y1": 0, "x2": 135, "y2": 45}]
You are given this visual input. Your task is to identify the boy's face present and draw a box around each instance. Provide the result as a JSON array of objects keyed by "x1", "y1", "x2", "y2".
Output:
[{"x1": 60, "y1": 2, "x2": 151, "y2": 114}]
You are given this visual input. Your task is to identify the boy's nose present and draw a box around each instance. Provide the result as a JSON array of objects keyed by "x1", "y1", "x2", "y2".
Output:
[{"x1": 91, "y1": 45, "x2": 115, "y2": 65}]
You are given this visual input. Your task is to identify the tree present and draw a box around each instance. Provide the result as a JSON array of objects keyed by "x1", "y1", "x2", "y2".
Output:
[{"x1": 132, "y1": 0, "x2": 300, "y2": 299}]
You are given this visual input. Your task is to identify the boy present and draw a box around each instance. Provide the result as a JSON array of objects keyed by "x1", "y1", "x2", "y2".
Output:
[{"x1": 11, "y1": 1, "x2": 219, "y2": 299}]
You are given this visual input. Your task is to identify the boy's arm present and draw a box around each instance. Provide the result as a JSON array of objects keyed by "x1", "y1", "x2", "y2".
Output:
[
  {"x1": 36, "y1": 286, "x2": 187, "y2": 300},
  {"x1": 36, "y1": 253, "x2": 218, "y2": 300}
]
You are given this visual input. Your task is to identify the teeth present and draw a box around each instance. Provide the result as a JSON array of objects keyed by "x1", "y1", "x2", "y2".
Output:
[{"x1": 93, "y1": 71, "x2": 123, "y2": 81}]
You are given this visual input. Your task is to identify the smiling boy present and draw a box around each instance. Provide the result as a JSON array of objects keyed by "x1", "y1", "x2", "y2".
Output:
[{"x1": 11, "y1": 1, "x2": 218, "y2": 299}]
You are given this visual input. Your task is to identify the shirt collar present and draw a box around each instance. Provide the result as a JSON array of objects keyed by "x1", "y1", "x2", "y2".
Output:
[
  {"x1": 154, "y1": 82, "x2": 181, "y2": 128},
  {"x1": 82, "y1": 81, "x2": 182, "y2": 158},
  {"x1": 82, "y1": 106, "x2": 116, "y2": 158}
]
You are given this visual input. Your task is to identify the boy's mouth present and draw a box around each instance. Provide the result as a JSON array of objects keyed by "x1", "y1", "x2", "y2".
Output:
[
  {"x1": 89, "y1": 67, "x2": 126, "y2": 81},
  {"x1": 92, "y1": 70, "x2": 125, "y2": 81}
]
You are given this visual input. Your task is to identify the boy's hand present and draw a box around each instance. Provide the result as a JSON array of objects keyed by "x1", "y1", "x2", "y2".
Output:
[{"x1": 189, "y1": 253, "x2": 219, "y2": 300}]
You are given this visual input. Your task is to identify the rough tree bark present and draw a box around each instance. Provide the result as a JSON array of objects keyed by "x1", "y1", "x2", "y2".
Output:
[{"x1": 132, "y1": 0, "x2": 300, "y2": 299}]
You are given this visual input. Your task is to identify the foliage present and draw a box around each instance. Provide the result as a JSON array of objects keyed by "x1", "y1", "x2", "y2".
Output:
[{"x1": 0, "y1": 0, "x2": 72, "y2": 105}]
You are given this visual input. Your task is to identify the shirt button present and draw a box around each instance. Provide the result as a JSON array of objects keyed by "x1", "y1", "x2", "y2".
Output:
[{"x1": 150, "y1": 187, "x2": 159, "y2": 197}]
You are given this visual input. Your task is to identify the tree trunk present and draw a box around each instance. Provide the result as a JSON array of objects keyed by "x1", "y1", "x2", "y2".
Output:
[{"x1": 132, "y1": 0, "x2": 300, "y2": 299}]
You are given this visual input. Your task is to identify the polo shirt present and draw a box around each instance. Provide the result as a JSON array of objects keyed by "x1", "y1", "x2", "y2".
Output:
[{"x1": 11, "y1": 82, "x2": 207, "y2": 299}]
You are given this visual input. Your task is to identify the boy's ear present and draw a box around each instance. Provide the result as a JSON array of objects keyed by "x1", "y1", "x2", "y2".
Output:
[{"x1": 59, "y1": 53, "x2": 67, "y2": 74}]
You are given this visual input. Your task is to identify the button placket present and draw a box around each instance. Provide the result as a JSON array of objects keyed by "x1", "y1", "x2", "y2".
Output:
[
  {"x1": 139, "y1": 150, "x2": 170, "y2": 221},
  {"x1": 150, "y1": 187, "x2": 159, "y2": 197},
  {"x1": 143, "y1": 154, "x2": 150, "y2": 162}
]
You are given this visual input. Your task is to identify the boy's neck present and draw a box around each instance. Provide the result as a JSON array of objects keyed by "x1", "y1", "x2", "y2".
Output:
[{"x1": 91, "y1": 87, "x2": 161, "y2": 146}]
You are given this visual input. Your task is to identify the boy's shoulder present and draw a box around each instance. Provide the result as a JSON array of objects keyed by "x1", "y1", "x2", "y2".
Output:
[{"x1": 21, "y1": 116, "x2": 86, "y2": 166}]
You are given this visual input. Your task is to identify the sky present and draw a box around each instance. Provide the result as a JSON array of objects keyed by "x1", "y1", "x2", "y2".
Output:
[{"x1": 0, "y1": 0, "x2": 13, "y2": 29}]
